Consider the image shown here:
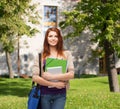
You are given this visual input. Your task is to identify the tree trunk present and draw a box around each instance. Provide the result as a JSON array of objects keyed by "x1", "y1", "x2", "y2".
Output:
[
  {"x1": 101, "y1": 0, "x2": 120, "y2": 92},
  {"x1": 5, "y1": 51, "x2": 14, "y2": 78},
  {"x1": 17, "y1": 36, "x2": 21, "y2": 77},
  {"x1": 104, "y1": 40, "x2": 120, "y2": 92}
]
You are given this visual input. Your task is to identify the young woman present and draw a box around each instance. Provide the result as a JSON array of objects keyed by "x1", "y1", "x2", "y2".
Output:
[{"x1": 32, "y1": 27, "x2": 74, "y2": 109}]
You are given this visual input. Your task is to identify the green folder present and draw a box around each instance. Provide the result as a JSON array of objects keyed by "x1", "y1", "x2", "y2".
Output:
[{"x1": 45, "y1": 58, "x2": 67, "y2": 73}]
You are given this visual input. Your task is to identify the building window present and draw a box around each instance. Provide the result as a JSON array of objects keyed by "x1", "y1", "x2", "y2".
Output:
[
  {"x1": 99, "y1": 57, "x2": 107, "y2": 74},
  {"x1": 43, "y1": 5, "x2": 57, "y2": 34},
  {"x1": 24, "y1": 54, "x2": 28, "y2": 61}
]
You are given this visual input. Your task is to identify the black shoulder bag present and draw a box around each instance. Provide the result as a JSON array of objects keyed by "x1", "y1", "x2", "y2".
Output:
[{"x1": 28, "y1": 53, "x2": 42, "y2": 109}]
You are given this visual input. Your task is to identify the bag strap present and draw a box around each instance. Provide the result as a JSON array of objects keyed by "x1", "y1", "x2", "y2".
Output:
[
  {"x1": 38, "y1": 53, "x2": 42, "y2": 77},
  {"x1": 32, "y1": 53, "x2": 41, "y2": 87}
]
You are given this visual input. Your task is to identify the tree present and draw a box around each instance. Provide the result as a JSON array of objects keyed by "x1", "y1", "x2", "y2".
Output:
[
  {"x1": 59, "y1": 0, "x2": 120, "y2": 92},
  {"x1": 0, "y1": 0, "x2": 40, "y2": 78}
]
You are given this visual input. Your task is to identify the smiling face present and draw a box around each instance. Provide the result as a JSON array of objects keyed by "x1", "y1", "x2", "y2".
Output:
[
  {"x1": 47, "y1": 31, "x2": 58, "y2": 47},
  {"x1": 43, "y1": 27, "x2": 64, "y2": 58}
]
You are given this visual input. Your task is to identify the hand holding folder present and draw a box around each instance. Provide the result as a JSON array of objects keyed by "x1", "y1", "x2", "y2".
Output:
[
  {"x1": 45, "y1": 58, "x2": 67, "y2": 74},
  {"x1": 45, "y1": 58, "x2": 67, "y2": 88}
]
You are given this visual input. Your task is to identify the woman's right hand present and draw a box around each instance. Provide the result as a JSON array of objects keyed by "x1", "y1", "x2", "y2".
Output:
[{"x1": 53, "y1": 81, "x2": 66, "y2": 89}]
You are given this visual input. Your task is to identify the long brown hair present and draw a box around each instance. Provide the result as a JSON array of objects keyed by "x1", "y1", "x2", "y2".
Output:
[{"x1": 43, "y1": 27, "x2": 64, "y2": 59}]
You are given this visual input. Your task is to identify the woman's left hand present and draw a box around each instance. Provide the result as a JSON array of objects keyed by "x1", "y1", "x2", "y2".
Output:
[{"x1": 42, "y1": 72, "x2": 55, "y2": 80}]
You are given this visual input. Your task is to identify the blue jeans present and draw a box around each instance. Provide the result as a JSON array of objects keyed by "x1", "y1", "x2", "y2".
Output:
[{"x1": 41, "y1": 93, "x2": 66, "y2": 109}]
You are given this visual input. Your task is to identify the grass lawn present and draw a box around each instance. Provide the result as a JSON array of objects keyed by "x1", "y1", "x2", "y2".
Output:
[{"x1": 0, "y1": 75, "x2": 120, "y2": 109}]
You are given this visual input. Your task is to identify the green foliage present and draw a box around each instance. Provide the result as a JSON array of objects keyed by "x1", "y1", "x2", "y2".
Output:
[
  {"x1": 0, "y1": 0, "x2": 40, "y2": 52},
  {"x1": 0, "y1": 76, "x2": 120, "y2": 109},
  {"x1": 59, "y1": 0, "x2": 120, "y2": 57}
]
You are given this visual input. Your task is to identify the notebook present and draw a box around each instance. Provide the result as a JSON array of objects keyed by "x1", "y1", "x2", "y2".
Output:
[
  {"x1": 45, "y1": 58, "x2": 67, "y2": 73},
  {"x1": 46, "y1": 66, "x2": 62, "y2": 74},
  {"x1": 45, "y1": 58, "x2": 67, "y2": 88},
  {"x1": 47, "y1": 66, "x2": 62, "y2": 84}
]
